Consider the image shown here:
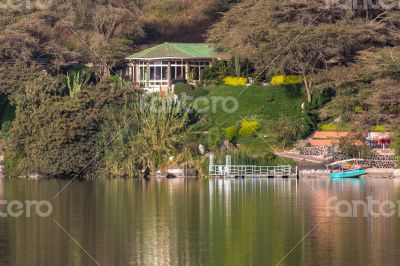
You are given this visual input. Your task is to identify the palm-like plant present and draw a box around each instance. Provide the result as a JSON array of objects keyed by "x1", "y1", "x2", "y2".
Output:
[
  {"x1": 132, "y1": 96, "x2": 190, "y2": 171},
  {"x1": 100, "y1": 95, "x2": 192, "y2": 177},
  {"x1": 66, "y1": 69, "x2": 90, "y2": 98}
]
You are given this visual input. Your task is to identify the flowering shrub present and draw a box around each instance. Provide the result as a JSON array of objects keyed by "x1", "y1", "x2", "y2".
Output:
[
  {"x1": 239, "y1": 119, "x2": 261, "y2": 137},
  {"x1": 223, "y1": 76, "x2": 247, "y2": 86},
  {"x1": 225, "y1": 125, "x2": 238, "y2": 141},
  {"x1": 270, "y1": 75, "x2": 301, "y2": 85}
]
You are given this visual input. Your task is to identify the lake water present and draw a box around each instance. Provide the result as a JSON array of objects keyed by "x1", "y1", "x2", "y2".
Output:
[{"x1": 1, "y1": 178, "x2": 400, "y2": 266}]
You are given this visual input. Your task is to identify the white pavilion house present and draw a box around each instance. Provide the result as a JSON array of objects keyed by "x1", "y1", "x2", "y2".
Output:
[{"x1": 125, "y1": 42, "x2": 222, "y2": 92}]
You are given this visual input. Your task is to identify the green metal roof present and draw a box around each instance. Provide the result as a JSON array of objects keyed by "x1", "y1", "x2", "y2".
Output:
[{"x1": 126, "y1": 42, "x2": 218, "y2": 59}]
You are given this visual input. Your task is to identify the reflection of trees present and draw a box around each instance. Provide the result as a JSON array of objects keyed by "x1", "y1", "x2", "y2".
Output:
[
  {"x1": 301, "y1": 179, "x2": 400, "y2": 265},
  {"x1": 5, "y1": 178, "x2": 400, "y2": 265}
]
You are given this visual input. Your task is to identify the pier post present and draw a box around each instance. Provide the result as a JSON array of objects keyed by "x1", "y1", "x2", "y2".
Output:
[
  {"x1": 209, "y1": 155, "x2": 214, "y2": 175},
  {"x1": 225, "y1": 155, "x2": 231, "y2": 178}
]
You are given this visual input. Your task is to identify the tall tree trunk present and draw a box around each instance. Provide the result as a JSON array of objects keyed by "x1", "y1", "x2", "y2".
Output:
[
  {"x1": 302, "y1": 73, "x2": 313, "y2": 103},
  {"x1": 235, "y1": 53, "x2": 240, "y2": 77}
]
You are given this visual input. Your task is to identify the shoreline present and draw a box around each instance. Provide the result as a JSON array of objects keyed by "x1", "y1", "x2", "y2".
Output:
[{"x1": 300, "y1": 168, "x2": 400, "y2": 179}]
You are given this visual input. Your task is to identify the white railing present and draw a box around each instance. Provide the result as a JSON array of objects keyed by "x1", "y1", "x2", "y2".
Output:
[{"x1": 209, "y1": 165, "x2": 295, "y2": 177}]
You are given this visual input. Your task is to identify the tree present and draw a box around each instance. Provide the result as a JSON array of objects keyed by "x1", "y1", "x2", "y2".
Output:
[
  {"x1": 207, "y1": 0, "x2": 400, "y2": 103},
  {"x1": 5, "y1": 74, "x2": 135, "y2": 177},
  {"x1": 100, "y1": 95, "x2": 193, "y2": 177}
]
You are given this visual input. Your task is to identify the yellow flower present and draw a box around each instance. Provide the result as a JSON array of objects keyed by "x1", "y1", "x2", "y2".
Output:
[
  {"x1": 223, "y1": 77, "x2": 248, "y2": 86},
  {"x1": 271, "y1": 75, "x2": 301, "y2": 85}
]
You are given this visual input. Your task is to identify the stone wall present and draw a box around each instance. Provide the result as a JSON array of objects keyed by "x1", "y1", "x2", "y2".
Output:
[
  {"x1": 300, "y1": 146, "x2": 332, "y2": 156},
  {"x1": 333, "y1": 153, "x2": 397, "y2": 169}
]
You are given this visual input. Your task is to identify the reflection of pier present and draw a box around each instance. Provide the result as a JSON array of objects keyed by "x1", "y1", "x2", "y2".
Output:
[{"x1": 209, "y1": 155, "x2": 298, "y2": 178}]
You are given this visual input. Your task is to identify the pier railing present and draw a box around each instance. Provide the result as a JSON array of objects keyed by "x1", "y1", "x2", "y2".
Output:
[
  {"x1": 209, "y1": 164, "x2": 296, "y2": 177},
  {"x1": 208, "y1": 155, "x2": 297, "y2": 178}
]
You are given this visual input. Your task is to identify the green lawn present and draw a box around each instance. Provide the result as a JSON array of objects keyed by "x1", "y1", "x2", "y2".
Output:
[
  {"x1": 194, "y1": 84, "x2": 306, "y2": 157},
  {"x1": 204, "y1": 84, "x2": 305, "y2": 128}
]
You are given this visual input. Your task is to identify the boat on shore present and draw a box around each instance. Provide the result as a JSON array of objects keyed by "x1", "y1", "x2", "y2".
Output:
[{"x1": 328, "y1": 159, "x2": 367, "y2": 178}]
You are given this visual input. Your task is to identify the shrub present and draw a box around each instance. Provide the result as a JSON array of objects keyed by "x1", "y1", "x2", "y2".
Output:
[
  {"x1": 372, "y1": 125, "x2": 387, "y2": 132},
  {"x1": 338, "y1": 135, "x2": 373, "y2": 158},
  {"x1": 201, "y1": 61, "x2": 235, "y2": 81},
  {"x1": 225, "y1": 125, "x2": 238, "y2": 141},
  {"x1": 193, "y1": 87, "x2": 209, "y2": 97},
  {"x1": 223, "y1": 76, "x2": 247, "y2": 86},
  {"x1": 66, "y1": 68, "x2": 90, "y2": 98},
  {"x1": 269, "y1": 117, "x2": 302, "y2": 148},
  {"x1": 392, "y1": 135, "x2": 400, "y2": 168},
  {"x1": 1, "y1": 120, "x2": 11, "y2": 139},
  {"x1": 239, "y1": 118, "x2": 261, "y2": 137},
  {"x1": 174, "y1": 83, "x2": 195, "y2": 96},
  {"x1": 4, "y1": 150, "x2": 24, "y2": 177},
  {"x1": 353, "y1": 106, "x2": 363, "y2": 113},
  {"x1": 270, "y1": 75, "x2": 301, "y2": 85},
  {"x1": 206, "y1": 127, "x2": 223, "y2": 151},
  {"x1": 320, "y1": 123, "x2": 338, "y2": 131}
]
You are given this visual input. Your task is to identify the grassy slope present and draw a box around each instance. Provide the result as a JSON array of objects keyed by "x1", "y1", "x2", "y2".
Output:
[
  {"x1": 205, "y1": 85, "x2": 305, "y2": 127},
  {"x1": 200, "y1": 84, "x2": 305, "y2": 158}
]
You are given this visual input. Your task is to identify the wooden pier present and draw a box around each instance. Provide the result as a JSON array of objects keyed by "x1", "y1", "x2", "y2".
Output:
[{"x1": 209, "y1": 155, "x2": 298, "y2": 178}]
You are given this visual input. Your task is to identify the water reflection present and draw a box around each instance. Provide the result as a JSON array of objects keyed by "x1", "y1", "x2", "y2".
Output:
[
  {"x1": 0, "y1": 178, "x2": 3, "y2": 199},
  {"x1": 0, "y1": 178, "x2": 399, "y2": 265}
]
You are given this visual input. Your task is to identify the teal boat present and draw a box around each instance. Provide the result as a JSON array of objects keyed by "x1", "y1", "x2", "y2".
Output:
[
  {"x1": 330, "y1": 169, "x2": 366, "y2": 178},
  {"x1": 328, "y1": 159, "x2": 367, "y2": 179}
]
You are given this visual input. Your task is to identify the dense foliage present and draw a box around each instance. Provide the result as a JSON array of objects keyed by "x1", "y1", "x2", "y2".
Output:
[
  {"x1": 1, "y1": 0, "x2": 400, "y2": 178},
  {"x1": 5, "y1": 75, "x2": 137, "y2": 177},
  {"x1": 208, "y1": 0, "x2": 400, "y2": 129}
]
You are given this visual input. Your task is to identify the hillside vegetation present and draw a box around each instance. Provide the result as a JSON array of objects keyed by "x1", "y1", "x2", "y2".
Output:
[
  {"x1": 205, "y1": 85, "x2": 305, "y2": 127},
  {"x1": 0, "y1": 0, "x2": 399, "y2": 177},
  {"x1": 208, "y1": 0, "x2": 400, "y2": 131}
]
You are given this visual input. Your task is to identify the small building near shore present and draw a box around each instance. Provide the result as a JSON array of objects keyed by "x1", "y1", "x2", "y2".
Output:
[{"x1": 125, "y1": 42, "x2": 223, "y2": 92}]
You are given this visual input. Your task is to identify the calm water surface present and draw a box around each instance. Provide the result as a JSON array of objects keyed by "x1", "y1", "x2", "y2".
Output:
[{"x1": 0, "y1": 178, "x2": 400, "y2": 266}]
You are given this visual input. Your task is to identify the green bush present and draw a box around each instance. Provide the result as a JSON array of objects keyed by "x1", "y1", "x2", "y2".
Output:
[
  {"x1": 206, "y1": 127, "x2": 223, "y2": 151},
  {"x1": 371, "y1": 125, "x2": 387, "y2": 132},
  {"x1": 174, "y1": 83, "x2": 195, "y2": 96},
  {"x1": 269, "y1": 117, "x2": 302, "y2": 148},
  {"x1": 338, "y1": 135, "x2": 373, "y2": 159},
  {"x1": 238, "y1": 118, "x2": 260, "y2": 137},
  {"x1": 1, "y1": 120, "x2": 11, "y2": 139},
  {"x1": 392, "y1": 135, "x2": 400, "y2": 168},
  {"x1": 193, "y1": 87, "x2": 209, "y2": 97},
  {"x1": 320, "y1": 123, "x2": 338, "y2": 131},
  {"x1": 353, "y1": 106, "x2": 363, "y2": 113},
  {"x1": 201, "y1": 61, "x2": 235, "y2": 81},
  {"x1": 225, "y1": 125, "x2": 238, "y2": 141},
  {"x1": 4, "y1": 150, "x2": 24, "y2": 177},
  {"x1": 311, "y1": 88, "x2": 336, "y2": 109},
  {"x1": 6, "y1": 75, "x2": 136, "y2": 178}
]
